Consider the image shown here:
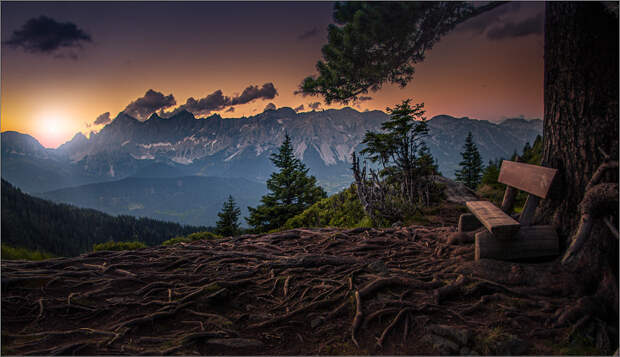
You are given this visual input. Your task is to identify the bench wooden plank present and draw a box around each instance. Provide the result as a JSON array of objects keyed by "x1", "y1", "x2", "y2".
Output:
[
  {"x1": 498, "y1": 160, "x2": 558, "y2": 198},
  {"x1": 466, "y1": 201, "x2": 520, "y2": 240},
  {"x1": 475, "y1": 225, "x2": 559, "y2": 260}
]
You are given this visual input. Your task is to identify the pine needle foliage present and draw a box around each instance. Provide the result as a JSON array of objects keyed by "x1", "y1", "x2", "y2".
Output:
[
  {"x1": 247, "y1": 134, "x2": 327, "y2": 233},
  {"x1": 455, "y1": 131, "x2": 483, "y2": 190},
  {"x1": 215, "y1": 195, "x2": 241, "y2": 237},
  {"x1": 352, "y1": 99, "x2": 441, "y2": 224}
]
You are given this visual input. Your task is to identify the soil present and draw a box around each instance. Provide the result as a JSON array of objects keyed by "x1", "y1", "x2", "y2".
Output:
[{"x1": 1, "y1": 214, "x2": 612, "y2": 355}]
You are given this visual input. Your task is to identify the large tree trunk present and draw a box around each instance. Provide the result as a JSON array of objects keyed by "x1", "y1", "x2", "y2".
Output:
[
  {"x1": 538, "y1": 2, "x2": 618, "y2": 243},
  {"x1": 537, "y1": 4, "x2": 618, "y2": 351}
]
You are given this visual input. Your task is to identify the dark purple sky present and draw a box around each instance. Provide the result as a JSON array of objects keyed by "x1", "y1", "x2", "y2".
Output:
[{"x1": 1, "y1": 1, "x2": 544, "y2": 148}]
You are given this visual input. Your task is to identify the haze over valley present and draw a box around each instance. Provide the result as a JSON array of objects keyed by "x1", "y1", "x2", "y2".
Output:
[{"x1": 2, "y1": 107, "x2": 541, "y2": 225}]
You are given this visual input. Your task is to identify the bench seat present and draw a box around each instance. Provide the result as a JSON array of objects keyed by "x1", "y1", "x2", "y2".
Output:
[{"x1": 465, "y1": 201, "x2": 520, "y2": 240}]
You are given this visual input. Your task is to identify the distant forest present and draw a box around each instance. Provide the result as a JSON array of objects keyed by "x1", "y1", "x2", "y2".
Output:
[{"x1": 1, "y1": 179, "x2": 210, "y2": 257}]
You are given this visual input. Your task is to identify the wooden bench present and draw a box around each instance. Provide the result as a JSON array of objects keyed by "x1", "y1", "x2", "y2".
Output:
[{"x1": 458, "y1": 160, "x2": 560, "y2": 261}]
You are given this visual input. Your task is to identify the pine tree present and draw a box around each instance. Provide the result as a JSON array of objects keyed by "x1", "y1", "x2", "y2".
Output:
[
  {"x1": 416, "y1": 141, "x2": 439, "y2": 176},
  {"x1": 455, "y1": 132, "x2": 483, "y2": 190},
  {"x1": 247, "y1": 134, "x2": 326, "y2": 233},
  {"x1": 480, "y1": 159, "x2": 501, "y2": 187},
  {"x1": 215, "y1": 195, "x2": 241, "y2": 237}
]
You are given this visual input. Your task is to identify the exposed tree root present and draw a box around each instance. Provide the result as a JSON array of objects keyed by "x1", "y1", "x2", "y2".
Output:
[{"x1": 2, "y1": 224, "x2": 616, "y2": 355}]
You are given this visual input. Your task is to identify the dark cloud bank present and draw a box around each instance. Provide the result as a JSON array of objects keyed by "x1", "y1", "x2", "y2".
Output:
[
  {"x1": 3, "y1": 16, "x2": 91, "y2": 56},
  {"x1": 123, "y1": 90, "x2": 177, "y2": 120},
  {"x1": 459, "y1": 3, "x2": 543, "y2": 41},
  {"x1": 94, "y1": 112, "x2": 111, "y2": 126},
  {"x1": 115, "y1": 83, "x2": 279, "y2": 121},
  {"x1": 173, "y1": 82, "x2": 278, "y2": 116},
  {"x1": 297, "y1": 27, "x2": 318, "y2": 41},
  {"x1": 308, "y1": 102, "x2": 321, "y2": 110}
]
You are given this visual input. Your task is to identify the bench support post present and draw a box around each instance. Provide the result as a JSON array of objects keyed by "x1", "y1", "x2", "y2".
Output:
[
  {"x1": 519, "y1": 194, "x2": 540, "y2": 226},
  {"x1": 500, "y1": 186, "x2": 518, "y2": 214},
  {"x1": 458, "y1": 213, "x2": 482, "y2": 232}
]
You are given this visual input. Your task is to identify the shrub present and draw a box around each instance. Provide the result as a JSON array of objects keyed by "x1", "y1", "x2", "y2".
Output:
[
  {"x1": 1, "y1": 244, "x2": 55, "y2": 261},
  {"x1": 92, "y1": 241, "x2": 147, "y2": 252},
  {"x1": 162, "y1": 231, "x2": 221, "y2": 246},
  {"x1": 283, "y1": 185, "x2": 371, "y2": 229}
]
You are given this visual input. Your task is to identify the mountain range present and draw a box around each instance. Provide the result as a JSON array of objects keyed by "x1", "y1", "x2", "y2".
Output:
[{"x1": 1, "y1": 107, "x2": 541, "y2": 225}]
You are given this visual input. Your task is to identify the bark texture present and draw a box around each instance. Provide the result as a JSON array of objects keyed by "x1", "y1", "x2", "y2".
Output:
[
  {"x1": 539, "y1": 2, "x2": 618, "y2": 241},
  {"x1": 539, "y1": 3, "x2": 619, "y2": 342}
]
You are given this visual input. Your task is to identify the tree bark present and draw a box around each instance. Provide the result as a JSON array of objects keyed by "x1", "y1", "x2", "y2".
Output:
[
  {"x1": 538, "y1": 2, "x2": 618, "y2": 243},
  {"x1": 538, "y1": 5, "x2": 619, "y2": 341}
]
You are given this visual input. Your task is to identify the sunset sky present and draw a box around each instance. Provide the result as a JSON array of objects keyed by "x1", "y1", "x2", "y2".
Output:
[{"x1": 1, "y1": 1, "x2": 544, "y2": 148}]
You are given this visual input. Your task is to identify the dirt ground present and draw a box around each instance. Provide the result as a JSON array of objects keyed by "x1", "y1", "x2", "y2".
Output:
[{"x1": 1, "y1": 215, "x2": 614, "y2": 355}]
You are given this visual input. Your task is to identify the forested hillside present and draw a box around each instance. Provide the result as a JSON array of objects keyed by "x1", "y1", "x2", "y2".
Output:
[{"x1": 1, "y1": 179, "x2": 209, "y2": 257}]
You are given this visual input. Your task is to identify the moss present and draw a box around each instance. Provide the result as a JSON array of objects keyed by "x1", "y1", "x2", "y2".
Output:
[
  {"x1": 552, "y1": 333, "x2": 600, "y2": 355},
  {"x1": 1, "y1": 244, "x2": 55, "y2": 261},
  {"x1": 205, "y1": 282, "x2": 222, "y2": 293},
  {"x1": 92, "y1": 240, "x2": 147, "y2": 252},
  {"x1": 323, "y1": 341, "x2": 365, "y2": 355},
  {"x1": 475, "y1": 327, "x2": 509, "y2": 355}
]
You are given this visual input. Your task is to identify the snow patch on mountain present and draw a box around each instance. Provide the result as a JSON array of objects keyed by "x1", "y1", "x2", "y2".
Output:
[
  {"x1": 131, "y1": 153, "x2": 155, "y2": 160},
  {"x1": 139, "y1": 142, "x2": 174, "y2": 149},
  {"x1": 294, "y1": 141, "x2": 307, "y2": 160},
  {"x1": 314, "y1": 142, "x2": 337, "y2": 166},
  {"x1": 171, "y1": 156, "x2": 193, "y2": 165},
  {"x1": 224, "y1": 149, "x2": 244, "y2": 162}
]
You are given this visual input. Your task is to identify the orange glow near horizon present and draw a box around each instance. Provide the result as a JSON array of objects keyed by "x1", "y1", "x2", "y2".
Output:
[{"x1": 1, "y1": 2, "x2": 544, "y2": 149}]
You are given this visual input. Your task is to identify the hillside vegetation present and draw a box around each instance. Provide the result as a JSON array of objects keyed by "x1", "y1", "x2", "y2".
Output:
[
  {"x1": 1, "y1": 179, "x2": 209, "y2": 257},
  {"x1": 283, "y1": 185, "x2": 371, "y2": 229}
]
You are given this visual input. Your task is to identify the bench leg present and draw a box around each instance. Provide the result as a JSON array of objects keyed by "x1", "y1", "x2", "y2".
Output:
[{"x1": 458, "y1": 213, "x2": 482, "y2": 232}]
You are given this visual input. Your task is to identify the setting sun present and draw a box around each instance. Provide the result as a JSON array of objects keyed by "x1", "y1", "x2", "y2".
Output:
[{"x1": 35, "y1": 110, "x2": 71, "y2": 148}]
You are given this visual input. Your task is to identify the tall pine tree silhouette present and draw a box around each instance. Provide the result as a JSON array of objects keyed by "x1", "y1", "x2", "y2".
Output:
[
  {"x1": 247, "y1": 134, "x2": 326, "y2": 233},
  {"x1": 455, "y1": 132, "x2": 483, "y2": 190},
  {"x1": 215, "y1": 195, "x2": 241, "y2": 237}
]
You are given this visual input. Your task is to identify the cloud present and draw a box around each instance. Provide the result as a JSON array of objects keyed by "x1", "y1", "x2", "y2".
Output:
[
  {"x1": 3, "y1": 16, "x2": 92, "y2": 56},
  {"x1": 458, "y1": 2, "x2": 521, "y2": 35},
  {"x1": 231, "y1": 83, "x2": 278, "y2": 105},
  {"x1": 308, "y1": 102, "x2": 322, "y2": 110},
  {"x1": 294, "y1": 104, "x2": 305, "y2": 112},
  {"x1": 169, "y1": 82, "x2": 278, "y2": 116},
  {"x1": 486, "y1": 13, "x2": 544, "y2": 40},
  {"x1": 357, "y1": 96, "x2": 372, "y2": 101},
  {"x1": 297, "y1": 27, "x2": 318, "y2": 41},
  {"x1": 264, "y1": 103, "x2": 276, "y2": 111},
  {"x1": 94, "y1": 112, "x2": 111, "y2": 125},
  {"x1": 174, "y1": 90, "x2": 231, "y2": 116},
  {"x1": 225, "y1": 107, "x2": 235, "y2": 113},
  {"x1": 124, "y1": 90, "x2": 176, "y2": 120}
]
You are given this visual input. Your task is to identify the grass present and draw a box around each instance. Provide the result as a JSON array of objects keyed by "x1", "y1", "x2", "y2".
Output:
[
  {"x1": 551, "y1": 333, "x2": 600, "y2": 355},
  {"x1": 1, "y1": 244, "x2": 55, "y2": 261},
  {"x1": 475, "y1": 326, "x2": 509, "y2": 355},
  {"x1": 323, "y1": 341, "x2": 366, "y2": 355},
  {"x1": 476, "y1": 184, "x2": 528, "y2": 213},
  {"x1": 162, "y1": 231, "x2": 221, "y2": 246},
  {"x1": 92, "y1": 240, "x2": 147, "y2": 252}
]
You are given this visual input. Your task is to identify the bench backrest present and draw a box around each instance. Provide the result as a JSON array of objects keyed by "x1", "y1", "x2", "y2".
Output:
[{"x1": 498, "y1": 160, "x2": 558, "y2": 198}]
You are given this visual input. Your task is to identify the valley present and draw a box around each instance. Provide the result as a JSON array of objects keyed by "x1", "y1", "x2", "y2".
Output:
[{"x1": 1, "y1": 107, "x2": 541, "y2": 226}]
